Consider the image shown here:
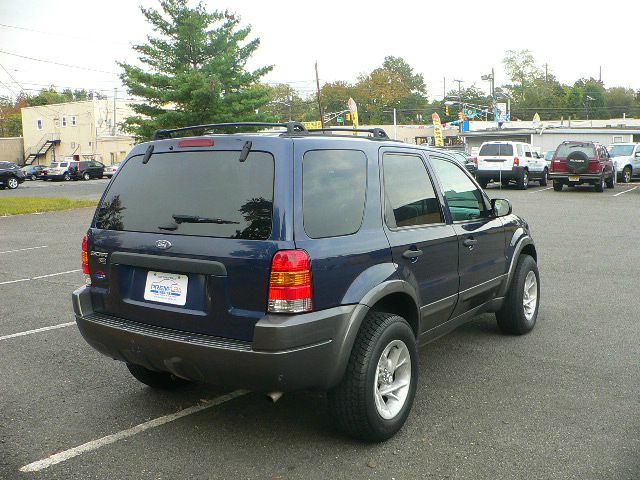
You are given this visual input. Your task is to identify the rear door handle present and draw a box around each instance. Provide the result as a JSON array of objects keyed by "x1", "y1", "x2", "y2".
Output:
[
  {"x1": 402, "y1": 248, "x2": 424, "y2": 259},
  {"x1": 463, "y1": 238, "x2": 478, "y2": 248}
]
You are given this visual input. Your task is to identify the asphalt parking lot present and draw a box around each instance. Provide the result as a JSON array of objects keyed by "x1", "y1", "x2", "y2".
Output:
[
  {"x1": 2, "y1": 178, "x2": 110, "y2": 200},
  {"x1": 1, "y1": 181, "x2": 639, "y2": 479}
]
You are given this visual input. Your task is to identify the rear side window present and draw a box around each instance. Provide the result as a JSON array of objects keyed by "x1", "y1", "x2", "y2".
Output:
[
  {"x1": 479, "y1": 144, "x2": 514, "y2": 156},
  {"x1": 303, "y1": 150, "x2": 367, "y2": 238},
  {"x1": 383, "y1": 153, "x2": 442, "y2": 228},
  {"x1": 95, "y1": 151, "x2": 274, "y2": 240}
]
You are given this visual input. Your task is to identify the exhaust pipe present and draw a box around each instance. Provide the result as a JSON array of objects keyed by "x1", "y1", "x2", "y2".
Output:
[{"x1": 266, "y1": 391, "x2": 283, "y2": 403}]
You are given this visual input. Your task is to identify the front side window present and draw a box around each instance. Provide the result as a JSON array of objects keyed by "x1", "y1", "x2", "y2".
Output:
[
  {"x1": 303, "y1": 149, "x2": 367, "y2": 238},
  {"x1": 431, "y1": 158, "x2": 486, "y2": 222},
  {"x1": 383, "y1": 153, "x2": 442, "y2": 228}
]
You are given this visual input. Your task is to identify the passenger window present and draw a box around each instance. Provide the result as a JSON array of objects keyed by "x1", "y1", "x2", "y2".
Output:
[
  {"x1": 525, "y1": 147, "x2": 532, "y2": 158},
  {"x1": 383, "y1": 153, "x2": 442, "y2": 228},
  {"x1": 431, "y1": 158, "x2": 486, "y2": 222},
  {"x1": 303, "y1": 149, "x2": 367, "y2": 238}
]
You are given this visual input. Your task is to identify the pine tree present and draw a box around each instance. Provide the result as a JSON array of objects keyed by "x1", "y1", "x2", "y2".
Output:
[{"x1": 119, "y1": 0, "x2": 273, "y2": 139}]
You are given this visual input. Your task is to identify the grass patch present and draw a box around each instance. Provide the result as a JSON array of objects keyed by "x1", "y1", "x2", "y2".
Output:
[{"x1": 0, "y1": 197, "x2": 98, "y2": 216}]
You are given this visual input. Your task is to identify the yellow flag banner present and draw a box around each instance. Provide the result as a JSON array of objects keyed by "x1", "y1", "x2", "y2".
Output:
[{"x1": 432, "y1": 112, "x2": 444, "y2": 147}]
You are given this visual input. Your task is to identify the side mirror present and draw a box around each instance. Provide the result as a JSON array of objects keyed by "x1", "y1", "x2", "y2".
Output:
[
  {"x1": 635, "y1": 152, "x2": 640, "y2": 157},
  {"x1": 491, "y1": 198, "x2": 512, "y2": 217}
]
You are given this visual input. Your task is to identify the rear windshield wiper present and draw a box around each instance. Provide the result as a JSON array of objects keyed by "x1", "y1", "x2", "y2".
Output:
[{"x1": 172, "y1": 214, "x2": 239, "y2": 225}]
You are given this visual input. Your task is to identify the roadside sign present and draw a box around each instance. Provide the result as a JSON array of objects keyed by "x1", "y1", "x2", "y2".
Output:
[
  {"x1": 431, "y1": 112, "x2": 444, "y2": 147},
  {"x1": 337, "y1": 116, "x2": 344, "y2": 124},
  {"x1": 303, "y1": 121, "x2": 322, "y2": 130}
]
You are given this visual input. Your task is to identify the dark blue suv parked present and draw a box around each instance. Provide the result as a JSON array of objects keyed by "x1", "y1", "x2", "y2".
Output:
[{"x1": 73, "y1": 122, "x2": 540, "y2": 441}]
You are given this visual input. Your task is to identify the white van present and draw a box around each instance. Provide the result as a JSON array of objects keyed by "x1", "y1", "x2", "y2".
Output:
[{"x1": 476, "y1": 141, "x2": 548, "y2": 190}]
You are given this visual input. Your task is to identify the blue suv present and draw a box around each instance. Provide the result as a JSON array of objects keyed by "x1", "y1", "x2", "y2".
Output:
[{"x1": 72, "y1": 122, "x2": 540, "y2": 441}]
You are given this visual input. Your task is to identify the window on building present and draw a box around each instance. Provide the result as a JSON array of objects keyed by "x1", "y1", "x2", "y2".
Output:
[
  {"x1": 71, "y1": 115, "x2": 78, "y2": 126},
  {"x1": 613, "y1": 136, "x2": 623, "y2": 143},
  {"x1": 62, "y1": 116, "x2": 67, "y2": 127},
  {"x1": 37, "y1": 119, "x2": 43, "y2": 130}
]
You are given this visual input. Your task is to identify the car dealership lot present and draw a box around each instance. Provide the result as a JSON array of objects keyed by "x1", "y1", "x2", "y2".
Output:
[{"x1": 1, "y1": 184, "x2": 638, "y2": 479}]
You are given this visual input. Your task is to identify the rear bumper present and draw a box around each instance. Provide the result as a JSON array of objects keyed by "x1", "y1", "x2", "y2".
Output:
[
  {"x1": 476, "y1": 167, "x2": 524, "y2": 181},
  {"x1": 72, "y1": 286, "x2": 357, "y2": 392},
  {"x1": 549, "y1": 173, "x2": 601, "y2": 182}
]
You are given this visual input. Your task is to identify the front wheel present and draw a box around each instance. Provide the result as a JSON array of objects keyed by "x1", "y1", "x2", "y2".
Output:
[
  {"x1": 539, "y1": 169, "x2": 548, "y2": 186},
  {"x1": 328, "y1": 312, "x2": 418, "y2": 441},
  {"x1": 82, "y1": 172, "x2": 91, "y2": 181},
  {"x1": 31, "y1": 174, "x2": 37, "y2": 181},
  {"x1": 621, "y1": 166, "x2": 632, "y2": 184},
  {"x1": 496, "y1": 255, "x2": 540, "y2": 335},
  {"x1": 126, "y1": 363, "x2": 191, "y2": 389},
  {"x1": 63, "y1": 172, "x2": 71, "y2": 181},
  {"x1": 6, "y1": 177, "x2": 19, "y2": 189}
]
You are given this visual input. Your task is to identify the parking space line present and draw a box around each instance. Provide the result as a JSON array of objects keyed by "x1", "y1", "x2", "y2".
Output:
[
  {"x1": 0, "y1": 245, "x2": 48, "y2": 255},
  {"x1": 0, "y1": 322, "x2": 76, "y2": 341},
  {"x1": 0, "y1": 278, "x2": 30, "y2": 285},
  {"x1": 529, "y1": 186, "x2": 553, "y2": 193},
  {"x1": 19, "y1": 389, "x2": 249, "y2": 473},
  {"x1": 612, "y1": 186, "x2": 638, "y2": 197},
  {"x1": 32, "y1": 269, "x2": 81, "y2": 280}
]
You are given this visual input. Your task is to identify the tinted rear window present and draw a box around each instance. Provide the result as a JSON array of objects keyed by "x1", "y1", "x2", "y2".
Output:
[
  {"x1": 303, "y1": 150, "x2": 366, "y2": 238},
  {"x1": 95, "y1": 151, "x2": 274, "y2": 240},
  {"x1": 556, "y1": 144, "x2": 595, "y2": 158},
  {"x1": 479, "y1": 144, "x2": 514, "y2": 156}
]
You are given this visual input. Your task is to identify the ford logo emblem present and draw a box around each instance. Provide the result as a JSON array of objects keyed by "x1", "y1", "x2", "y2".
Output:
[{"x1": 155, "y1": 240, "x2": 172, "y2": 250}]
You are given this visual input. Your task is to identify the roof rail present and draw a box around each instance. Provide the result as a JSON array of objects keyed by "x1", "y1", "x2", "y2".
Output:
[
  {"x1": 306, "y1": 127, "x2": 389, "y2": 139},
  {"x1": 152, "y1": 122, "x2": 307, "y2": 140}
]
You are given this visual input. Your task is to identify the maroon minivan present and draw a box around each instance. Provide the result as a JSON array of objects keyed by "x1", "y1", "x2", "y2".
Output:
[{"x1": 549, "y1": 141, "x2": 615, "y2": 192}]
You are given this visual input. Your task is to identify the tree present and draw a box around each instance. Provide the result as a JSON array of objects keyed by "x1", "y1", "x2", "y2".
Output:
[
  {"x1": 119, "y1": 0, "x2": 273, "y2": 139},
  {"x1": 604, "y1": 87, "x2": 636, "y2": 118},
  {"x1": 503, "y1": 50, "x2": 542, "y2": 103},
  {"x1": 261, "y1": 83, "x2": 314, "y2": 122}
]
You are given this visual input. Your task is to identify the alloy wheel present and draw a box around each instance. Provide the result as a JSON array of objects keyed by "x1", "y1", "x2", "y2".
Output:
[
  {"x1": 523, "y1": 270, "x2": 538, "y2": 321},
  {"x1": 374, "y1": 339, "x2": 412, "y2": 420}
]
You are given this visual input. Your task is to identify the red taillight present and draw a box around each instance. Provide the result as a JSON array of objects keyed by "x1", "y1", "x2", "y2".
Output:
[
  {"x1": 268, "y1": 250, "x2": 313, "y2": 313},
  {"x1": 513, "y1": 157, "x2": 520, "y2": 166},
  {"x1": 177, "y1": 138, "x2": 214, "y2": 148},
  {"x1": 82, "y1": 235, "x2": 90, "y2": 275}
]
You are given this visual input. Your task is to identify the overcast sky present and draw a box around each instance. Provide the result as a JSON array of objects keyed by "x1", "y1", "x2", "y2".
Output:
[{"x1": 0, "y1": 0, "x2": 638, "y2": 103}]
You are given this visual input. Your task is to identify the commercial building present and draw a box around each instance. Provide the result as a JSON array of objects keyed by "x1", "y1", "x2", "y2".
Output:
[
  {"x1": 21, "y1": 99, "x2": 137, "y2": 166},
  {"x1": 0, "y1": 137, "x2": 24, "y2": 164}
]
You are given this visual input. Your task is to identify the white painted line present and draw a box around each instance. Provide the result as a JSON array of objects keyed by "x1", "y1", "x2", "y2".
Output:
[
  {"x1": 20, "y1": 390, "x2": 249, "y2": 473},
  {"x1": 0, "y1": 278, "x2": 30, "y2": 286},
  {"x1": 612, "y1": 186, "x2": 638, "y2": 197},
  {"x1": 31, "y1": 269, "x2": 81, "y2": 280},
  {"x1": 0, "y1": 322, "x2": 75, "y2": 341},
  {"x1": 529, "y1": 186, "x2": 553, "y2": 193},
  {"x1": 0, "y1": 245, "x2": 48, "y2": 255}
]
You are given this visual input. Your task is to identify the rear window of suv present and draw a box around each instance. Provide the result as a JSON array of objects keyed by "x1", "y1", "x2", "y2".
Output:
[
  {"x1": 95, "y1": 151, "x2": 274, "y2": 240},
  {"x1": 303, "y1": 149, "x2": 367, "y2": 238},
  {"x1": 556, "y1": 143, "x2": 596, "y2": 158},
  {"x1": 479, "y1": 144, "x2": 514, "y2": 156}
]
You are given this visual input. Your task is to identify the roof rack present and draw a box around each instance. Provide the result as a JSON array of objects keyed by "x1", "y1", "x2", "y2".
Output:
[
  {"x1": 152, "y1": 122, "x2": 307, "y2": 140},
  {"x1": 306, "y1": 127, "x2": 389, "y2": 139}
]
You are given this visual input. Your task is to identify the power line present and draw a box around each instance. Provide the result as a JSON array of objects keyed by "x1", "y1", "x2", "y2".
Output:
[
  {"x1": 0, "y1": 49, "x2": 118, "y2": 75},
  {"x1": 0, "y1": 22, "x2": 130, "y2": 46}
]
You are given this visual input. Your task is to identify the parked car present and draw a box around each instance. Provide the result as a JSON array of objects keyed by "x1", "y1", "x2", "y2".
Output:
[
  {"x1": 42, "y1": 161, "x2": 75, "y2": 181},
  {"x1": 475, "y1": 141, "x2": 548, "y2": 189},
  {"x1": 434, "y1": 149, "x2": 476, "y2": 176},
  {"x1": 21, "y1": 164, "x2": 45, "y2": 180},
  {"x1": 608, "y1": 143, "x2": 640, "y2": 183},
  {"x1": 73, "y1": 122, "x2": 540, "y2": 441},
  {"x1": 549, "y1": 141, "x2": 615, "y2": 192},
  {"x1": 0, "y1": 161, "x2": 25, "y2": 189},
  {"x1": 71, "y1": 160, "x2": 106, "y2": 180},
  {"x1": 104, "y1": 163, "x2": 121, "y2": 178},
  {"x1": 543, "y1": 150, "x2": 554, "y2": 169}
]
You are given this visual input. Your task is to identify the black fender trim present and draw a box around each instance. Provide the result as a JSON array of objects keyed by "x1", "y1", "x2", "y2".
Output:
[{"x1": 498, "y1": 236, "x2": 536, "y2": 297}]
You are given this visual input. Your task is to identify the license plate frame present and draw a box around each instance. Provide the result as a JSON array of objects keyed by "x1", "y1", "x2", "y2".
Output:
[
  {"x1": 144, "y1": 271, "x2": 188, "y2": 306},
  {"x1": 568, "y1": 175, "x2": 581, "y2": 182}
]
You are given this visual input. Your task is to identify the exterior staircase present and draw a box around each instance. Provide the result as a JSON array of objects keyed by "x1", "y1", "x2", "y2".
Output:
[{"x1": 25, "y1": 133, "x2": 61, "y2": 164}]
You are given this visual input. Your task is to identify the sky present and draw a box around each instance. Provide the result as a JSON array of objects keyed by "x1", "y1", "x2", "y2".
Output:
[{"x1": 0, "y1": 0, "x2": 638, "y2": 103}]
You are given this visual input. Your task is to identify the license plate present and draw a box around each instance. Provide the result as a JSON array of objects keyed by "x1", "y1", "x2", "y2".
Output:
[
  {"x1": 569, "y1": 176, "x2": 580, "y2": 182},
  {"x1": 144, "y1": 271, "x2": 188, "y2": 306}
]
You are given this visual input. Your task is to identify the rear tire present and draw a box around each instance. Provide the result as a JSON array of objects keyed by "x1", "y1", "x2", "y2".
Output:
[
  {"x1": 126, "y1": 363, "x2": 191, "y2": 389},
  {"x1": 606, "y1": 171, "x2": 615, "y2": 189},
  {"x1": 501, "y1": 179, "x2": 510, "y2": 187},
  {"x1": 496, "y1": 255, "x2": 539, "y2": 335},
  {"x1": 552, "y1": 180, "x2": 563, "y2": 191},
  {"x1": 83, "y1": 172, "x2": 91, "y2": 181},
  {"x1": 328, "y1": 312, "x2": 417, "y2": 441},
  {"x1": 7, "y1": 176, "x2": 19, "y2": 189},
  {"x1": 478, "y1": 178, "x2": 489, "y2": 189},
  {"x1": 539, "y1": 169, "x2": 548, "y2": 186},
  {"x1": 516, "y1": 170, "x2": 529, "y2": 190},
  {"x1": 594, "y1": 175, "x2": 605, "y2": 192}
]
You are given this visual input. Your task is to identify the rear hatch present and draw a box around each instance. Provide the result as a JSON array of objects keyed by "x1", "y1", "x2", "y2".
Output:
[
  {"x1": 477, "y1": 143, "x2": 514, "y2": 171},
  {"x1": 552, "y1": 143, "x2": 596, "y2": 174},
  {"x1": 87, "y1": 136, "x2": 293, "y2": 342}
]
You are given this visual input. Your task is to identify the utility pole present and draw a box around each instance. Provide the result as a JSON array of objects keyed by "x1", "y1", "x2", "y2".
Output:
[
  {"x1": 544, "y1": 63, "x2": 548, "y2": 82},
  {"x1": 443, "y1": 77, "x2": 446, "y2": 100},
  {"x1": 453, "y1": 79, "x2": 463, "y2": 105},
  {"x1": 113, "y1": 88, "x2": 117, "y2": 136},
  {"x1": 315, "y1": 61, "x2": 325, "y2": 128}
]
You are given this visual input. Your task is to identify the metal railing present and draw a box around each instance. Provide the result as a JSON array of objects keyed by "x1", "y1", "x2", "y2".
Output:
[{"x1": 24, "y1": 132, "x2": 61, "y2": 159}]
